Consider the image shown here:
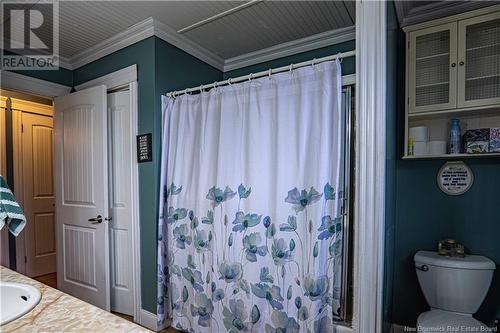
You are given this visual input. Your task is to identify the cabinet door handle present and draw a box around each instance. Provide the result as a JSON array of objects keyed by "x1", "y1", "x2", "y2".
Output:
[
  {"x1": 459, "y1": 61, "x2": 465, "y2": 66},
  {"x1": 451, "y1": 63, "x2": 456, "y2": 68}
]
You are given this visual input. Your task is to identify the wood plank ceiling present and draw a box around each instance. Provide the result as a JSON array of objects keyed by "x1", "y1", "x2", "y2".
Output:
[{"x1": 17, "y1": 1, "x2": 356, "y2": 60}]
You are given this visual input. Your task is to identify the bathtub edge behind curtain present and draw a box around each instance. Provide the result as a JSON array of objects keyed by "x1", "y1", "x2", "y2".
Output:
[{"x1": 158, "y1": 60, "x2": 345, "y2": 333}]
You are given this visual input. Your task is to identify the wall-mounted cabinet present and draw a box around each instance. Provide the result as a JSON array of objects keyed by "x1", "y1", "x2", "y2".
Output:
[{"x1": 404, "y1": 7, "x2": 500, "y2": 159}]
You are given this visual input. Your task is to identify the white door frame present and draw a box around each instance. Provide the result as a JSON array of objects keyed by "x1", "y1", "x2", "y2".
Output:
[
  {"x1": 353, "y1": 1, "x2": 387, "y2": 333},
  {"x1": 0, "y1": 75, "x2": 69, "y2": 275},
  {"x1": 1, "y1": 68, "x2": 143, "y2": 327},
  {"x1": 1, "y1": 97, "x2": 55, "y2": 276},
  {"x1": 75, "y1": 65, "x2": 142, "y2": 326},
  {"x1": 0, "y1": 70, "x2": 71, "y2": 98}
]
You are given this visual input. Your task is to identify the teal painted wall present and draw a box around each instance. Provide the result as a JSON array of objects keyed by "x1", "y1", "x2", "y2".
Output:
[
  {"x1": 223, "y1": 40, "x2": 355, "y2": 79},
  {"x1": 392, "y1": 160, "x2": 500, "y2": 326},
  {"x1": 73, "y1": 36, "x2": 222, "y2": 313},
  {"x1": 389, "y1": 17, "x2": 500, "y2": 328},
  {"x1": 384, "y1": 3, "x2": 399, "y2": 333}
]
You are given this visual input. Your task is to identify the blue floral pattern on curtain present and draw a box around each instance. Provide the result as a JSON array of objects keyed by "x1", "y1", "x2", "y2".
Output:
[{"x1": 158, "y1": 182, "x2": 343, "y2": 332}]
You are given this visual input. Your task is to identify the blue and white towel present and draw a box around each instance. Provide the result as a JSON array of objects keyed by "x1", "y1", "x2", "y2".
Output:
[{"x1": 0, "y1": 175, "x2": 26, "y2": 236}]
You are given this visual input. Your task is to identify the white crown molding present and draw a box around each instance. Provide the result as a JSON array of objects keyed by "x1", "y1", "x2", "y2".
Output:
[
  {"x1": 398, "y1": 2, "x2": 500, "y2": 29},
  {"x1": 223, "y1": 25, "x2": 355, "y2": 72},
  {"x1": 153, "y1": 19, "x2": 225, "y2": 71},
  {"x1": 0, "y1": 70, "x2": 71, "y2": 98},
  {"x1": 58, "y1": 56, "x2": 72, "y2": 70},
  {"x1": 65, "y1": 17, "x2": 225, "y2": 71},
  {"x1": 69, "y1": 17, "x2": 155, "y2": 70}
]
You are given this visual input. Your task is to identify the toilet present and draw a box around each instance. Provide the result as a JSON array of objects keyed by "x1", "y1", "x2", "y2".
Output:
[{"x1": 414, "y1": 250, "x2": 496, "y2": 332}]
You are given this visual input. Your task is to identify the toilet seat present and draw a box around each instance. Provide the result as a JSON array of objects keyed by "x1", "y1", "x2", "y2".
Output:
[{"x1": 417, "y1": 310, "x2": 490, "y2": 332}]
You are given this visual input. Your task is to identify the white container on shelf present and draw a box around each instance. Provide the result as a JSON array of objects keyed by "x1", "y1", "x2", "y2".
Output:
[
  {"x1": 428, "y1": 140, "x2": 447, "y2": 155},
  {"x1": 413, "y1": 141, "x2": 429, "y2": 156},
  {"x1": 409, "y1": 126, "x2": 429, "y2": 142}
]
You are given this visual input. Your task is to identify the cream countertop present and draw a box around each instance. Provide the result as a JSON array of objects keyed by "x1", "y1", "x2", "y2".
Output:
[{"x1": 0, "y1": 266, "x2": 151, "y2": 333}]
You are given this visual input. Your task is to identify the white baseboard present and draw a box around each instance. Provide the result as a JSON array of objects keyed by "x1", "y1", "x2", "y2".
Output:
[
  {"x1": 137, "y1": 309, "x2": 170, "y2": 332},
  {"x1": 138, "y1": 309, "x2": 158, "y2": 331}
]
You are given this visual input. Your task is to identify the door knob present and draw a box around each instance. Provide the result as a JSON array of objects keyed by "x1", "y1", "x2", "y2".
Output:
[{"x1": 88, "y1": 215, "x2": 103, "y2": 224}]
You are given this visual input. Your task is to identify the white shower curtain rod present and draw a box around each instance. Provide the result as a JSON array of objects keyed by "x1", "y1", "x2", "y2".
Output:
[{"x1": 166, "y1": 49, "x2": 356, "y2": 98}]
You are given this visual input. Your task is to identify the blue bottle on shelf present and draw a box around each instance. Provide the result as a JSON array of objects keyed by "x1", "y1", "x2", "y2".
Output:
[{"x1": 449, "y1": 119, "x2": 461, "y2": 154}]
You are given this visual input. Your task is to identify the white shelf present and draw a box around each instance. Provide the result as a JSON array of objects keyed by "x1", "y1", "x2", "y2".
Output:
[
  {"x1": 408, "y1": 104, "x2": 500, "y2": 119},
  {"x1": 465, "y1": 73, "x2": 500, "y2": 81},
  {"x1": 415, "y1": 81, "x2": 449, "y2": 89},
  {"x1": 466, "y1": 43, "x2": 500, "y2": 52},
  {"x1": 415, "y1": 52, "x2": 449, "y2": 61},
  {"x1": 403, "y1": 153, "x2": 500, "y2": 160}
]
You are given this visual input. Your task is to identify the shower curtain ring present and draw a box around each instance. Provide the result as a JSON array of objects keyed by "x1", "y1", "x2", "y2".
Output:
[
  {"x1": 337, "y1": 52, "x2": 343, "y2": 63},
  {"x1": 268, "y1": 69, "x2": 272, "y2": 79},
  {"x1": 289, "y1": 64, "x2": 293, "y2": 74},
  {"x1": 248, "y1": 73, "x2": 253, "y2": 81},
  {"x1": 312, "y1": 58, "x2": 317, "y2": 68},
  {"x1": 228, "y1": 78, "x2": 233, "y2": 86}
]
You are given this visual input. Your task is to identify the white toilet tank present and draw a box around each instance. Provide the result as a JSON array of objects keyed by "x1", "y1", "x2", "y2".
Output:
[{"x1": 414, "y1": 250, "x2": 495, "y2": 314}]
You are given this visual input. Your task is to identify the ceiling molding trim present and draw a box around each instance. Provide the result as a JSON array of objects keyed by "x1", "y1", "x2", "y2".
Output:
[
  {"x1": 66, "y1": 16, "x2": 224, "y2": 71},
  {"x1": 153, "y1": 19, "x2": 225, "y2": 71},
  {"x1": 0, "y1": 70, "x2": 71, "y2": 98},
  {"x1": 223, "y1": 25, "x2": 355, "y2": 72},
  {"x1": 400, "y1": 2, "x2": 499, "y2": 28},
  {"x1": 58, "y1": 56, "x2": 72, "y2": 70},
  {"x1": 69, "y1": 17, "x2": 155, "y2": 69}
]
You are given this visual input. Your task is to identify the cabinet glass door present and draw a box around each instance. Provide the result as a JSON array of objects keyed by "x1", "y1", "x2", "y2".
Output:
[
  {"x1": 458, "y1": 12, "x2": 500, "y2": 108},
  {"x1": 409, "y1": 23, "x2": 457, "y2": 113}
]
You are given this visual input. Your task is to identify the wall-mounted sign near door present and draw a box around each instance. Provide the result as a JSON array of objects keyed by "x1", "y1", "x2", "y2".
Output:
[
  {"x1": 437, "y1": 161, "x2": 474, "y2": 195},
  {"x1": 137, "y1": 133, "x2": 152, "y2": 163}
]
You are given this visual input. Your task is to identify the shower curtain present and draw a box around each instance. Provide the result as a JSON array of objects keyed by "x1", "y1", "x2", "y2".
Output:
[{"x1": 158, "y1": 60, "x2": 345, "y2": 332}]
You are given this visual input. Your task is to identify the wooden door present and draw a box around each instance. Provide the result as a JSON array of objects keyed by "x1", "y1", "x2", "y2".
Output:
[
  {"x1": 54, "y1": 85, "x2": 110, "y2": 310},
  {"x1": 21, "y1": 112, "x2": 56, "y2": 277}
]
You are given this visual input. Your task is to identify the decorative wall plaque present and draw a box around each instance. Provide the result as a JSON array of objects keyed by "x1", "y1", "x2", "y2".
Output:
[
  {"x1": 437, "y1": 161, "x2": 474, "y2": 196},
  {"x1": 137, "y1": 133, "x2": 152, "y2": 163}
]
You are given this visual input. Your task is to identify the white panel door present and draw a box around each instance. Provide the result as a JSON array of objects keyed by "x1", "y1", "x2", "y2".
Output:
[
  {"x1": 54, "y1": 85, "x2": 110, "y2": 310},
  {"x1": 108, "y1": 90, "x2": 134, "y2": 315},
  {"x1": 21, "y1": 113, "x2": 56, "y2": 277}
]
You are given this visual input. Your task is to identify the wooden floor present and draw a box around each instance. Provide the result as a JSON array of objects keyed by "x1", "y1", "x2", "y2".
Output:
[
  {"x1": 114, "y1": 313, "x2": 179, "y2": 332},
  {"x1": 34, "y1": 273, "x2": 178, "y2": 332},
  {"x1": 34, "y1": 272, "x2": 57, "y2": 288}
]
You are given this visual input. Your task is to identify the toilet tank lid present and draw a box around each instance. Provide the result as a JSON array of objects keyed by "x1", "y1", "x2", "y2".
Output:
[{"x1": 414, "y1": 251, "x2": 496, "y2": 270}]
